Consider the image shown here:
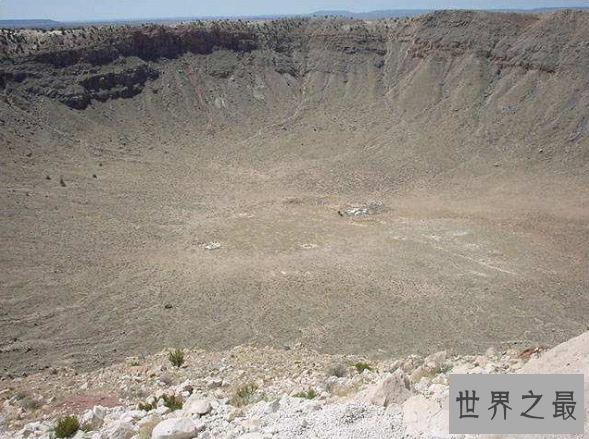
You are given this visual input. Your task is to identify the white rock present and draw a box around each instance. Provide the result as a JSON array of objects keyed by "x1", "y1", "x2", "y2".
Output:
[
  {"x1": 154, "y1": 406, "x2": 170, "y2": 416},
  {"x1": 101, "y1": 420, "x2": 135, "y2": 439},
  {"x1": 385, "y1": 403, "x2": 402, "y2": 417},
  {"x1": 207, "y1": 378, "x2": 223, "y2": 389},
  {"x1": 121, "y1": 409, "x2": 145, "y2": 421},
  {"x1": 264, "y1": 399, "x2": 280, "y2": 414},
  {"x1": 498, "y1": 331, "x2": 589, "y2": 439},
  {"x1": 474, "y1": 355, "x2": 488, "y2": 367},
  {"x1": 428, "y1": 384, "x2": 449, "y2": 401},
  {"x1": 241, "y1": 417, "x2": 262, "y2": 429},
  {"x1": 138, "y1": 414, "x2": 161, "y2": 428},
  {"x1": 237, "y1": 433, "x2": 264, "y2": 439},
  {"x1": 424, "y1": 351, "x2": 447, "y2": 370},
  {"x1": 151, "y1": 418, "x2": 201, "y2": 439},
  {"x1": 226, "y1": 407, "x2": 243, "y2": 421},
  {"x1": 483, "y1": 363, "x2": 496, "y2": 374},
  {"x1": 403, "y1": 395, "x2": 450, "y2": 438},
  {"x1": 185, "y1": 398, "x2": 211, "y2": 416},
  {"x1": 413, "y1": 377, "x2": 432, "y2": 394},
  {"x1": 365, "y1": 369, "x2": 412, "y2": 406},
  {"x1": 204, "y1": 242, "x2": 221, "y2": 250},
  {"x1": 449, "y1": 364, "x2": 470, "y2": 375},
  {"x1": 23, "y1": 421, "x2": 44, "y2": 432},
  {"x1": 84, "y1": 405, "x2": 106, "y2": 429},
  {"x1": 431, "y1": 374, "x2": 448, "y2": 385},
  {"x1": 176, "y1": 380, "x2": 193, "y2": 395}
]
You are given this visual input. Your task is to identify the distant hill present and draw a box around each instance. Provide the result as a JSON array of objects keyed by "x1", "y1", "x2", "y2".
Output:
[
  {"x1": 527, "y1": 6, "x2": 589, "y2": 12},
  {"x1": 0, "y1": 19, "x2": 61, "y2": 28},
  {"x1": 313, "y1": 7, "x2": 589, "y2": 18},
  {"x1": 2, "y1": 7, "x2": 589, "y2": 28},
  {"x1": 312, "y1": 9, "x2": 430, "y2": 18}
]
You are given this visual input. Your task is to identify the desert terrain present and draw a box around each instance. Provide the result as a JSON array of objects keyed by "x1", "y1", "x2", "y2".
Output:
[{"x1": 1, "y1": 10, "x2": 589, "y2": 378}]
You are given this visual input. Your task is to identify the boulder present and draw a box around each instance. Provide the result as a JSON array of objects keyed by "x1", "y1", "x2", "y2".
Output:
[
  {"x1": 152, "y1": 418, "x2": 201, "y2": 439},
  {"x1": 101, "y1": 420, "x2": 135, "y2": 439},
  {"x1": 403, "y1": 395, "x2": 450, "y2": 438},
  {"x1": 81, "y1": 405, "x2": 106, "y2": 429},
  {"x1": 176, "y1": 380, "x2": 194, "y2": 395},
  {"x1": 366, "y1": 368, "x2": 412, "y2": 406},
  {"x1": 159, "y1": 373, "x2": 174, "y2": 385},
  {"x1": 483, "y1": 331, "x2": 589, "y2": 439},
  {"x1": 207, "y1": 377, "x2": 223, "y2": 389},
  {"x1": 185, "y1": 398, "x2": 212, "y2": 416},
  {"x1": 424, "y1": 351, "x2": 447, "y2": 370}
]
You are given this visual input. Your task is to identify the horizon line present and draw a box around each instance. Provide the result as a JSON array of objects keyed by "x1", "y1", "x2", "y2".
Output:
[{"x1": 2, "y1": 6, "x2": 588, "y2": 25}]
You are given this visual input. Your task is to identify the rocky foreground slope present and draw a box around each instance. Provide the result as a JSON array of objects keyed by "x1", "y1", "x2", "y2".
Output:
[{"x1": 1, "y1": 331, "x2": 588, "y2": 439}]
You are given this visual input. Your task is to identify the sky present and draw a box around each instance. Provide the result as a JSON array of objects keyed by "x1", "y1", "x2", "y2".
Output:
[{"x1": 1, "y1": 0, "x2": 588, "y2": 22}]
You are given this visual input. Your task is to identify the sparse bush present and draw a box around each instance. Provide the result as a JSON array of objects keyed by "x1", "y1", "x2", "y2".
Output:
[
  {"x1": 412, "y1": 365, "x2": 453, "y2": 383},
  {"x1": 354, "y1": 362, "x2": 373, "y2": 373},
  {"x1": 293, "y1": 387, "x2": 317, "y2": 399},
  {"x1": 168, "y1": 349, "x2": 185, "y2": 368},
  {"x1": 411, "y1": 368, "x2": 436, "y2": 382},
  {"x1": 162, "y1": 394, "x2": 183, "y2": 411},
  {"x1": 436, "y1": 364, "x2": 453, "y2": 374},
  {"x1": 80, "y1": 422, "x2": 93, "y2": 433},
  {"x1": 229, "y1": 382, "x2": 259, "y2": 407},
  {"x1": 19, "y1": 395, "x2": 42, "y2": 411},
  {"x1": 54, "y1": 415, "x2": 79, "y2": 438},
  {"x1": 138, "y1": 398, "x2": 158, "y2": 412},
  {"x1": 326, "y1": 363, "x2": 347, "y2": 378}
]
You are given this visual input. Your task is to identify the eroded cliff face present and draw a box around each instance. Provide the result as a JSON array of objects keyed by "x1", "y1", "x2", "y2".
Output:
[
  {"x1": 1, "y1": 11, "x2": 589, "y2": 186},
  {"x1": 1, "y1": 11, "x2": 588, "y2": 107}
]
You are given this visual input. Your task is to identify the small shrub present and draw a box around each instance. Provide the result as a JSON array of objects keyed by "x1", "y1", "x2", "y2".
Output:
[
  {"x1": 354, "y1": 362, "x2": 373, "y2": 373},
  {"x1": 54, "y1": 416, "x2": 79, "y2": 438},
  {"x1": 411, "y1": 368, "x2": 435, "y2": 382},
  {"x1": 326, "y1": 363, "x2": 347, "y2": 378},
  {"x1": 138, "y1": 398, "x2": 158, "y2": 412},
  {"x1": 412, "y1": 365, "x2": 452, "y2": 383},
  {"x1": 435, "y1": 364, "x2": 453, "y2": 374},
  {"x1": 80, "y1": 422, "x2": 93, "y2": 433},
  {"x1": 230, "y1": 382, "x2": 259, "y2": 407},
  {"x1": 293, "y1": 387, "x2": 317, "y2": 399},
  {"x1": 19, "y1": 395, "x2": 42, "y2": 411},
  {"x1": 168, "y1": 349, "x2": 185, "y2": 368},
  {"x1": 162, "y1": 394, "x2": 183, "y2": 411}
]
